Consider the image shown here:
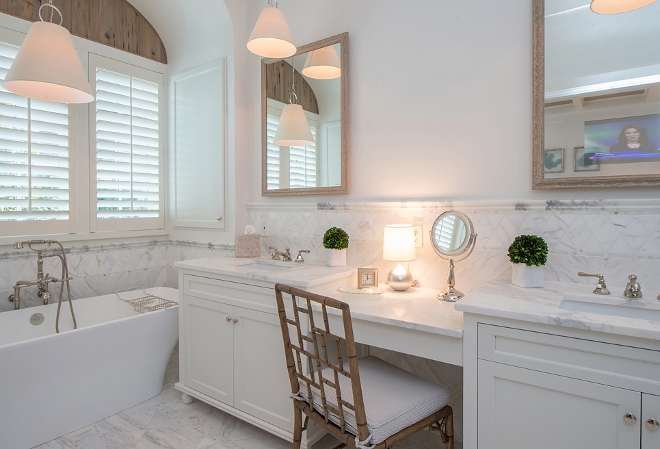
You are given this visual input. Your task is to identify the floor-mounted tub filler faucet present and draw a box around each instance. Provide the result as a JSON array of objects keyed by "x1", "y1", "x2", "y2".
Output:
[{"x1": 9, "y1": 240, "x2": 77, "y2": 332}]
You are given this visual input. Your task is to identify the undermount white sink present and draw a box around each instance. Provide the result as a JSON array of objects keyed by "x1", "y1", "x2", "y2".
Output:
[
  {"x1": 560, "y1": 293, "x2": 660, "y2": 321},
  {"x1": 234, "y1": 260, "x2": 299, "y2": 272}
]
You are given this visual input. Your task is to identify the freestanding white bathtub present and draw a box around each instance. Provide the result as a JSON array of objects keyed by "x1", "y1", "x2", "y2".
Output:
[{"x1": 0, "y1": 287, "x2": 179, "y2": 449}]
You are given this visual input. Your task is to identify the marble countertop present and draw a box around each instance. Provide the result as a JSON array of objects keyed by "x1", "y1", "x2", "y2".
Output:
[
  {"x1": 308, "y1": 284, "x2": 463, "y2": 339},
  {"x1": 456, "y1": 280, "x2": 660, "y2": 341},
  {"x1": 173, "y1": 256, "x2": 356, "y2": 288}
]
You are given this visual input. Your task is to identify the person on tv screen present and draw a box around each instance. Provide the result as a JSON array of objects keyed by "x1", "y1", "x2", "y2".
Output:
[{"x1": 609, "y1": 124, "x2": 658, "y2": 152}]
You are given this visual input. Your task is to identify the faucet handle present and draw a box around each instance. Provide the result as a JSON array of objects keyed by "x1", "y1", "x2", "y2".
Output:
[
  {"x1": 295, "y1": 250, "x2": 310, "y2": 263},
  {"x1": 578, "y1": 272, "x2": 610, "y2": 295},
  {"x1": 268, "y1": 247, "x2": 280, "y2": 260}
]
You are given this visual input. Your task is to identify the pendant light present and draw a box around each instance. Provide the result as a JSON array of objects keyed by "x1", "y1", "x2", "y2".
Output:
[
  {"x1": 273, "y1": 59, "x2": 314, "y2": 147},
  {"x1": 302, "y1": 45, "x2": 341, "y2": 80},
  {"x1": 247, "y1": 0, "x2": 296, "y2": 58},
  {"x1": 3, "y1": 1, "x2": 93, "y2": 104},
  {"x1": 590, "y1": 0, "x2": 657, "y2": 14}
]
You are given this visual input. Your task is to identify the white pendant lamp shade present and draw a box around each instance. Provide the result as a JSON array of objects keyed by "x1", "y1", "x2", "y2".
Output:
[
  {"x1": 3, "y1": 21, "x2": 93, "y2": 103},
  {"x1": 302, "y1": 45, "x2": 341, "y2": 79},
  {"x1": 247, "y1": 6, "x2": 296, "y2": 58},
  {"x1": 590, "y1": 0, "x2": 657, "y2": 14},
  {"x1": 273, "y1": 104, "x2": 314, "y2": 147}
]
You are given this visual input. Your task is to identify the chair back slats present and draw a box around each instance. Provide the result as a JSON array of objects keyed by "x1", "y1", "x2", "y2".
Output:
[{"x1": 274, "y1": 283, "x2": 370, "y2": 442}]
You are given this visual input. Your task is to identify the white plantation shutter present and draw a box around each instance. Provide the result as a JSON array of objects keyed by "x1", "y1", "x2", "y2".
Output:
[
  {"x1": 266, "y1": 113, "x2": 280, "y2": 190},
  {"x1": 90, "y1": 54, "x2": 163, "y2": 232},
  {"x1": 0, "y1": 39, "x2": 74, "y2": 236},
  {"x1": 290, "y1": 126, "x2": 317, "y2": 188}
]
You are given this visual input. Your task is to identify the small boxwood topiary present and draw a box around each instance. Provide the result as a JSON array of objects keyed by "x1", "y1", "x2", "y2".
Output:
[
  {"x1": 323, "y1": 227, "x2": 349, "y2": 250},
  {"x1": 507, "y1": 235, "x2": 548, "y2": 266}
]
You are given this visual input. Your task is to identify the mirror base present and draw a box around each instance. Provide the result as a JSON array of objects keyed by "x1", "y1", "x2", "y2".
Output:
[{"x1": 438, "y1": 289, "x2": 464, "y2": 302}]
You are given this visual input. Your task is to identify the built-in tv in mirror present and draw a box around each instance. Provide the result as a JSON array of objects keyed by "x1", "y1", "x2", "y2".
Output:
[
  {"x1": 261, "y1": 33, "x2": 348, "y2": 196},
  {"x1": 532, "y1": 0, "x2": 660, "y2": 189}
]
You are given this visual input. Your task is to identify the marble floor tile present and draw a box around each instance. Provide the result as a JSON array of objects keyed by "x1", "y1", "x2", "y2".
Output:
[{"x1": 37, "y1": 346, "x2": 462, "y2": 449}]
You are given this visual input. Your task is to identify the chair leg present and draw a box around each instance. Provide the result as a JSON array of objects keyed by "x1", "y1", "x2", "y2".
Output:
[
  {"x1": 292, "y1": 405, "x2": 303, "y2": 449},
  {"x1": 444, "y1": 412, "x2": 454, "y2": 449}
]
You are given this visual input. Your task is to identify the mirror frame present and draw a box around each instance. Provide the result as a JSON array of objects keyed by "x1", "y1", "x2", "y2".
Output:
[
  {"x1": 532, "y1": 0, "x2": 660, "y2": 189},
  {"x1": 430, "y1": 210, "x2": 476, "y2": 258},
  {"x1": 261, "y1": 32, "x2": 349, "y2": 196}
]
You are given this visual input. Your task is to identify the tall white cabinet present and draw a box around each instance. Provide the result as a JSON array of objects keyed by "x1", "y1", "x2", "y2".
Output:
[{"x1": 175, "y1": 261, "x2": 352, "y2": 448}]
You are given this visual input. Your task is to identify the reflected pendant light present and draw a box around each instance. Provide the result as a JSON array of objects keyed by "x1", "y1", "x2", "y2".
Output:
[
  {"x1": 247, "y1": 0, "x2": 296, "y2": 58},
  {"x1": 273, "y1": 59, "x2": 314, "y2": 147},
  {"x1": 590, "y1": 0, "x2": 657, "y2": 14},
  {"x1": 3, "y1": 1, "x2": 94, "y2": 103},
  {"x1": 302, "y1": 45, "x2": 341, "y2": 80}
]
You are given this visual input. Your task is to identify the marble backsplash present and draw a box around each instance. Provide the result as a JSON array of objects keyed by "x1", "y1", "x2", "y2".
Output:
[
  {"x1": 0, "y1": 240, "x2": 233, "y2": 313},
  {"x1": 247, "y1": 199, "x2": 660, "y2": 295},
  {"x1": 2, "y1": 198, "x2": 659, "y2": 313}
]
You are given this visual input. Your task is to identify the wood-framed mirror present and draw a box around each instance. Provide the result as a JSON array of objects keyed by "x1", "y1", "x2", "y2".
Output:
[
  {"x1": 532, "y1": 0, "x2": 660, "y2": 189},
  {"x1": 261, "y1": 32, "x2": 348, "y2": 196}
]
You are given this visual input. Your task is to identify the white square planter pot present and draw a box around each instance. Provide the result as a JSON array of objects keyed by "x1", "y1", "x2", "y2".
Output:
[
  {"x1": 326, "y1": 248, "x2": 347, "y2": 267},
  {"x1": 511, "y1": 264, "x2": 544, "y2": 288}
]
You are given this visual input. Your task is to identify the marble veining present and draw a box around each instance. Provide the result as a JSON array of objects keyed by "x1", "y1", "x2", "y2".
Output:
[
  {"x1": 456, "y1": 280, "x2": 660, "y2": 341},
  {"x1": 247, "y1": 199, "x2": 660, "y2": 296},
  {"x1": 36, "y1": 345, "x2": 462, "y2": 449}
]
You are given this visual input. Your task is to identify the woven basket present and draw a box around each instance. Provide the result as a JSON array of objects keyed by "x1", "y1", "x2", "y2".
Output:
[{"x1": 235, "y1": 234, "x2": 260, "y2": 258}]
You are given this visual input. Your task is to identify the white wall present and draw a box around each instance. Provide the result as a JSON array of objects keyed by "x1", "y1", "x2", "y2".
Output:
[{"x1": 235, "y1": 0, "x2": 659, "y2": 234}]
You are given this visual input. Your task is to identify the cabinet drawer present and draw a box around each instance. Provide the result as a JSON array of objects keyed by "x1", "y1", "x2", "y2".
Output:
[
  {"x1": 183, "y1": 274, "x2": 276, "y2": 313},
  {"x1": 478, "y1": 324, "x2": 660, "y2": 395}
]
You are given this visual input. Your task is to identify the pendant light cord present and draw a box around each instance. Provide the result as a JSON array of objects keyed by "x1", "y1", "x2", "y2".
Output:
[
  {"x1": 38, "y1": 1, "x2": 63, "y2": 25},
  {"x1": 289, "y1": 57, "x2": 298, "y2": 105}
]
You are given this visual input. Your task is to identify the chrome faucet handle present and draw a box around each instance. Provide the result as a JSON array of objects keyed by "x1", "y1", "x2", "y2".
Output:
[
  {"x1": 294, "y1": 250, "x2": 310, "y2": 263},
  {"x1": 282, "y1": 248, "x2": 292, "y2": 262},
  {"x1": 268, "y1": 247, "x2": 280, "y2": 260},
  {"x1": 578, "y1": 272, "x2": 610, "y2": 295},
  {"x1": 623, "y1": 274, "x2": 642, "y2": 299}
]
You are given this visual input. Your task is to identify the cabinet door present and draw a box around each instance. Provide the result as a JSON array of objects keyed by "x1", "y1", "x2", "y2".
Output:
[
  {"x1": 643, "y1": 393, "x2": 660, "y2": 448},
  {"x1": 478, "y1": 360, "x2": 641, "y2": 449},
  {"x1": 181, "y1": 295, "x2": 234, "y2": 404},
  {"x1": 233, "y1": 307, "x2": 293, "y2": 432}
]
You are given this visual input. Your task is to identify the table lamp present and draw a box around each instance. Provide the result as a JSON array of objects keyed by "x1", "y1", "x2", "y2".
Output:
[{"x1": 383, "y1": 224, "x2": 416, "y2": 291}]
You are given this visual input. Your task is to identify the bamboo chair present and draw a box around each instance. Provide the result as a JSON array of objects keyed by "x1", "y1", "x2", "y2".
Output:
[{"x1": 274, "y1": 284, "x2": 454, "y2": 449}]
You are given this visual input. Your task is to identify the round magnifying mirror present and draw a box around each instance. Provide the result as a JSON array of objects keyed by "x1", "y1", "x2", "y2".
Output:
[{"x1": 430, "y1": 211, "x2": 477, "y2": 302}]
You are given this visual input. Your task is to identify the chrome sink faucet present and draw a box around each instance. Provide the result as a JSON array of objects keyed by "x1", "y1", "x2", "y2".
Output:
[
  {"x1": 578, "y1": 272, "x2": 610, "y2": 295},
  {"x1": 269, "y1": 247, "x2": 292, "y2": 261},
  {"x1": 623, "y1": 275, "x2": 642, "y2": 299}
]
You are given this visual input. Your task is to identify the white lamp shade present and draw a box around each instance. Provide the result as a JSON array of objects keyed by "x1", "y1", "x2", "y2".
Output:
[
  {"x1": 302, "y1": 45, "x2": 341, "y2": 79},
  {"x1": 3, "y1": 21, "x2": 94, "y2": 104},
  {"x1": 383, "y1": 225, "x2": 416, "y2": 262},
  {"x1": 590, "y1": 0, "x2": 657, "y2": 14},
  {"x1": 273, "y1": 104, "x2": 314, "y2": 146},
  {"x1": 247, "y1": 6, "x2": 296, "y2": 58}
]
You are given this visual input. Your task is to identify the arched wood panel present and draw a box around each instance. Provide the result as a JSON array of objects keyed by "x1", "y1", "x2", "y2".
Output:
[
  {"x1": 0, "y1": 0, "x2": 167, "y2": 63},
  {"x1": 266, "y1": 60, "x2": 319, "y2": 114}
]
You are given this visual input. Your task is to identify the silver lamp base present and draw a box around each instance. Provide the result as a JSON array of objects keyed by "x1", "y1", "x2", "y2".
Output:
[{"x1": 388, "y1": 263, "x2": 413, "y2": 291}]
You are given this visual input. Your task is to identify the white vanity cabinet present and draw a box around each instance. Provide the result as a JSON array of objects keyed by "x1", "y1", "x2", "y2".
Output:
[
  {"x1": 174, "y1": 263, "x2": 348, "y2": 448},
  {"x1": 462, "y1": 316, "x2": 660, "y2": 449}
]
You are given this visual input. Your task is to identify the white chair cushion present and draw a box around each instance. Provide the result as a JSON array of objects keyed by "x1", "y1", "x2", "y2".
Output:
[{"x1": 299, "y1": 356, "x2": 450, "y2": 445}]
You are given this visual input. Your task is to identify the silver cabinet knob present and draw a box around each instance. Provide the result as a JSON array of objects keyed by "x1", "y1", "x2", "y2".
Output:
[
  {"x1": 226, "y1": 316, "x2": 231, "y2": 322},
  {"x1": 624, "y1": 413, "x2": 637, "y2": 425},
  {"x1": 233, "y1": 318, "x2": 238, "y2": 323},
  {"x1": 217, "y1": 217, "x2": 222, "y2": 221},
  {"x1": 647, "y1": 419, "x2": 660, "y2": 431}
]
